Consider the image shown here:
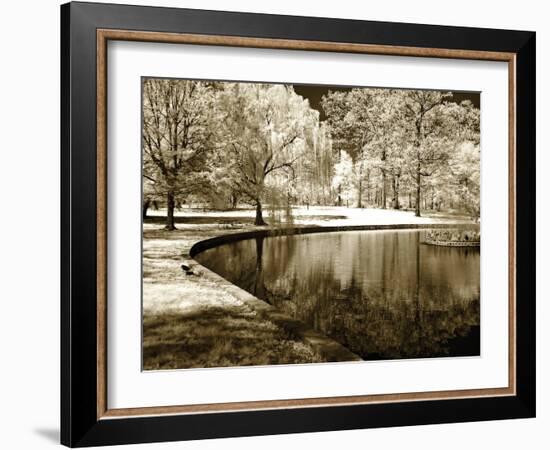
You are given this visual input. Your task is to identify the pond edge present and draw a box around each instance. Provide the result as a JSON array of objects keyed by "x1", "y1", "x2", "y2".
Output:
[
  {"x1": 189, "y1": 222, "x2": 478, "y2": 257},
  {"x1": 187, "y1": 222, "x2": 478, "y2": 364}
]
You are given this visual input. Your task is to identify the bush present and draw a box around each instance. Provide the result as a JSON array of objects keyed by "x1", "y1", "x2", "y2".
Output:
[{"x1": 426, "y1": 229, "x2": 480, "y2": 243}]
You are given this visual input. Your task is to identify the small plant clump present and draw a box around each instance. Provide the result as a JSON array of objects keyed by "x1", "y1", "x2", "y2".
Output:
[{"x1": 425, "y1": 228, "x2": 480, "y2": 245}]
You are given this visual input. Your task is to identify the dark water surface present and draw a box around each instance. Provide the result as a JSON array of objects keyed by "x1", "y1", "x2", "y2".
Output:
[{"x1": 194, "y1": 230, "x2": 480, "y2": 361}]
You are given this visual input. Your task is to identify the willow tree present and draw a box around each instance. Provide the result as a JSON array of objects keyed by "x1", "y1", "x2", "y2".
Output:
[
  {"x1": 290, "y1": 121, "x2": 334, "y2": 207},
  {"x1": 142, "y1": 78, "x2": 214, "y2": 230},
  {"x1": 218, "y1": 83, "x2": 317, "y2": 225}
]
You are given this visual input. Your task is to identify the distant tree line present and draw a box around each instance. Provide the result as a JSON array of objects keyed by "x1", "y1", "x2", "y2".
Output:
[{"x1": 142, "y1": 79, "x2": 480, "y2": 229}]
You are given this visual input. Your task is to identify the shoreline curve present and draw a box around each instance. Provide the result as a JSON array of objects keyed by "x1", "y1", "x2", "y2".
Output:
[
  {"x1": 189, "y1": 222, "x2": 478, "y2": 257},
  {"x1": 185, "y1": 221, "x2": 478, "y2": 363}
]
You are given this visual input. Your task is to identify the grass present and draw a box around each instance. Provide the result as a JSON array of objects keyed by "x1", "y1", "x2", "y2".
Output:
[
  {"x1": 143, "y1": 307, "x2": 324, "y2": 370},
  {"x1": 142, "y1": 219, "x2": 329, "y2": 369}
]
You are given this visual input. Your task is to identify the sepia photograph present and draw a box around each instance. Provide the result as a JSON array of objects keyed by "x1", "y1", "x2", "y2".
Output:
[
  {"x1": 56, "y1": 2, "x2": 537, "y2": 446},
  {"x1": 141, "y1": 78, "x2": 481, "y2": 371}
]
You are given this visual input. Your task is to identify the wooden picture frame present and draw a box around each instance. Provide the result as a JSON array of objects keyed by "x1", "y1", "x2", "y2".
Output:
[{"x1": 61, "y1": 1, "x2": 535, "y2": 447}]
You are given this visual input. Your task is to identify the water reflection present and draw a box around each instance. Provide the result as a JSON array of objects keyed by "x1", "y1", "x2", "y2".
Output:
[{"x1": 195, "y1": 230, "x2": 480, "y2": 360}]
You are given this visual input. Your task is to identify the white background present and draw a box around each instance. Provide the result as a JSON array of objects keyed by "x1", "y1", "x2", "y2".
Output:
[
  {"x1": 108, "y1": 41, "x2": 509, "y2": 408},
  {"x1": 0, "y1": 0, "x2": 546, "y2": 449}
]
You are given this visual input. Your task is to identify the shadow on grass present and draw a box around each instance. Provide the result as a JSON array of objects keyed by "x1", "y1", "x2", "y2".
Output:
[
  {"x1": 419, "y1": 210, "x2": 477, "y2": 222},
  {"x1": 144, "y1": 214, "x2": 347, "y2": 226},
  {"x1": 143, "y1": 307, "x2": 325, "y2": 370},
  {"x1": 145, "y1": 215, "x2": 256, "y2": 225}
]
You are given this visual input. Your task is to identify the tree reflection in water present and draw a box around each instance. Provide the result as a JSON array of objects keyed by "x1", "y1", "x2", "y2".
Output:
[{"x1": 195, "y1": 230, "x2": 480, "y2": 360}]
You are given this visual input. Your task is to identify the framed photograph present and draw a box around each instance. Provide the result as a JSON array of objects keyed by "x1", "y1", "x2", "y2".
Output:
[{"x1": 61, "y1": 1, "x2": 536, "y2": 447}]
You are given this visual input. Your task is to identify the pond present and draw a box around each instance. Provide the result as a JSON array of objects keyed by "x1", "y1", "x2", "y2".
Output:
[{"x1": 194, "y1": 229, "x2": 480, "y2": 361}]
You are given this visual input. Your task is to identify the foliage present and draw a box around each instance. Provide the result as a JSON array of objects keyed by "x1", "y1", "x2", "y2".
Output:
[
  {"x1": 142, "y1": 78, "x2": 216, "y2": 228},
  {"x1": 331, "y1": 151, "x2": 355, "y2": 206},
  {"x1": 142, "y1": 79, "x2": 481, "y2": 227},
  {"x1": 214, "y1": 83, "x2": 320, "y2": 224},
  {"x1": 425, "y1": 229, "x2": 481, "y2": 243}
]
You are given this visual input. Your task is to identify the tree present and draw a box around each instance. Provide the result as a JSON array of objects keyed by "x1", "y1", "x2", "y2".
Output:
[
  {"x1": 142, "y1": 79, "x2": 214, "y2": 230},
  {"x1": 142, "y1": 78, "x2": 480, "y2": 224},
  {"x1": 217, "y1": 83, "x2": 317, "y2": 225},
  {"x1": 322, "y1": 89, "x2": 375, "y2": 207},
  {"x1": 331, "y1": 151, "x2": 355, "y2": 207},
  {"x1": 290, "y1": 122, "x2": 334, "y2": 207},
  {"x1": 343, "y1": 90, "x2": 376, "y2": 208},
  {"x1": 448, "y1": 141, "x2": 480, "y2": 218},
  {"x1": 444, "y1": 101, "x2": 481, "y2": 218},
  {"x1": 323, "y1": 88, "x2": 401, "y2": 209},
  {"x1": 322, "y1": 89, "x2": 479, "y2": 216},
  {"x1": 356, "y1": 89, "x2": 406, "y2": 209},
  {"x1": 400, "y1": 90, "x2": 454, "y2": 217},
  {"x1": 373, "y1": 127, "x2": 408, "y2": 210},
  {"x1": 142, "y1": 160, "x2": 163, "y2": 219},
  {"x1": 320, "y1": 90, "x2": 356, "y2": 158},
  {"x1": 400, "y1": 94, "x2": 481, "y2": 217}
]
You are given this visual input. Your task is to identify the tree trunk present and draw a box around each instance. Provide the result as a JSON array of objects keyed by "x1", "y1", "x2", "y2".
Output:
[
  {"x1": 414, "y1": 119, "x2": 422, "y2": 217},
  {"x1": 165, "y1": 190, "x2": 176, "y2": 230},
  {"x1": 357, "y1": 178, "x2": 362, "y2": 208},
  {"x1": 381, "y1": 170, "x2": 387, "y2": 209},
  {"x1": 254, "y1": 201, "x2": 266, "y2": 226},
  {"x1": 142, "y1": 199, "x2": 150, "y2": 221},
  {"x1": 366, "y1": 169, "x2": 371, "y2": 205},
  {"x1": 393, "y1": 176, "x2": 400, "y2": 210},
  {"x1": 230, "y1": 193, "x2": 238, "y2": 210},
  {"x1": 415, "y1": 159, "x2": 421, "y2": 217}
]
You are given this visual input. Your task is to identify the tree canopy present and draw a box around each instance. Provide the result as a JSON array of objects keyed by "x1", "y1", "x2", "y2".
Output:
[{"x1": 142, "y1": 79, "x2": 480, "y2": 228}]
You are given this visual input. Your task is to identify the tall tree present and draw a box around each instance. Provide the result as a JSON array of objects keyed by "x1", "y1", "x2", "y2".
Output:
[
  {"x1": 445, "y1": 101, "x2": 481, "y2": 218},
  {"x1": 142, "y1": 79, "x2": 214, "y2": 230},
  {"x1": 331, "y1": 151, "x2": 355, "y2": 207},
  {"x1": 218, "y1": 83, "x2": 317, "y2": 225},
  {"x1": 323, "y1": 88, "x2": 398, "y2": 208},
  {"x1": 357, "y1": 89, "x2": 406, "y2": 209},
  {"x1": 400, "y1": 90, "x2": 453, "y2": 217},
  {"x1": 142, "y1": 158, "x2": 163, "y2": 219},
  {"x1": 290, "y1": 122, "x2": 334, "y2": 207},
  {"x1": 344, "y1": 89, "x2": 377, "y2": 208}
]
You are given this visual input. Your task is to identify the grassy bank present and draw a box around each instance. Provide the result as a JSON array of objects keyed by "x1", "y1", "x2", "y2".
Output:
[
  {"x1": 143, "y1": 215, "x2": 330, "y2": 369},
  {"x1": 143, "y1": 307, "x2": 324, "y2": 370}
]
